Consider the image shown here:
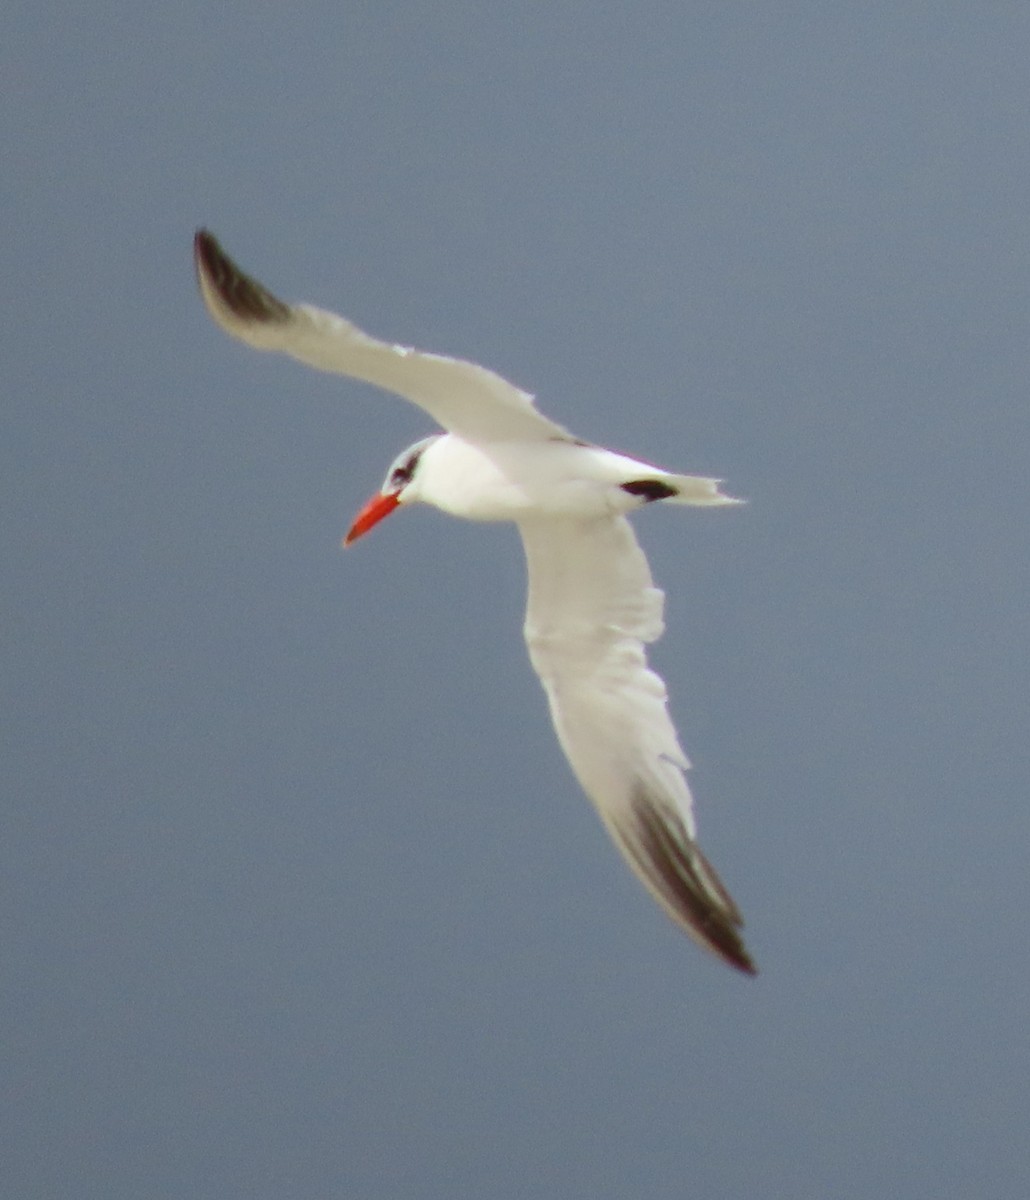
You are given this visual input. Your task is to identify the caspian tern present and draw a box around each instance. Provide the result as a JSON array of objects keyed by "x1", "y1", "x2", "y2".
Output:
[{"x1": 194, "y1": 229, "x2": 756, "y2": 975}]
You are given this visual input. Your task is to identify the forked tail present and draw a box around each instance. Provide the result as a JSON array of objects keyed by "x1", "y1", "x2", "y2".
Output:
[{"x1": 664, "y1": 473, "x2": 744, "y2": 506}]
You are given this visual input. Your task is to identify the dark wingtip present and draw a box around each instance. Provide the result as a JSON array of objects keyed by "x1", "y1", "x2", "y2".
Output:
[
  {"x1": 628, "y1": 791, "x2": 758, "y2": 976},
  {"x1": 733, "y1": 948, "x2": 759, "y2": 977},
  {"x1": 193, "y1": 228, "x2": 222, "y2": 283},
  {"x1": 192, "y1": 229, "x2": 291, "y2": 324}
]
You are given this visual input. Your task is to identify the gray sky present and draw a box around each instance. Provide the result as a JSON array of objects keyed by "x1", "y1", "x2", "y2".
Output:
[{"x1": 5, "y1": 4, "x2": 1030, "y2": 1197}]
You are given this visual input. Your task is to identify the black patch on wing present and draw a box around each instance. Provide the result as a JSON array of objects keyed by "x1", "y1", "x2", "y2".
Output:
[
  {"x1": 194, "y1": 230, "x2": 291, "y2": 324},
  {"x1": 621, "y1": 479, "x2": 679, "y2": 502},
  {"x1": 627, "y1": 790, "x2": 757, "y2": 975}
]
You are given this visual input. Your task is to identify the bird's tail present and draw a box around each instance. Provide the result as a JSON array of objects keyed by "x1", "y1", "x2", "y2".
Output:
[{"x1": 664, "y1": 473, "x2": 744, "y2": 506}]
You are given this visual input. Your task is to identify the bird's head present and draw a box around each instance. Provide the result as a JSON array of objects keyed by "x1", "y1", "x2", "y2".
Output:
[{"x1": 344, "y1": 435, "x2": 440, "y2": 546}]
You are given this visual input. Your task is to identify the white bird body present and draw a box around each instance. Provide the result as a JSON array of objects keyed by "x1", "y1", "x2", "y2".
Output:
[
  {"x1": 408, "y1": 436, "x2": 599, "y2": 521},
  {"x1": 406, "y1": 436, "x2": 733, "y2": 522},
  {"x1": 194, "y1": 230, "x2": 756, "y2": 974}
]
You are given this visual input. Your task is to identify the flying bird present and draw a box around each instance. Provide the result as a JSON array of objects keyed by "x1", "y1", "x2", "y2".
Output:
[{"x1": 193, "y1": 229, "x2": 756, "y2": 975}]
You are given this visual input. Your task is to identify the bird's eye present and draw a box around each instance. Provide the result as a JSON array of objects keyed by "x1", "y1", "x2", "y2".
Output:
[{"x1": 390, "y1": 450, "x2": 423, "y2": 488}]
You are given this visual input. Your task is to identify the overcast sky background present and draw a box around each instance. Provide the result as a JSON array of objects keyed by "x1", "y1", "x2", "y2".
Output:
[{"x1": 5, "y1": 5, "x2": 1030, "y2": 1198}]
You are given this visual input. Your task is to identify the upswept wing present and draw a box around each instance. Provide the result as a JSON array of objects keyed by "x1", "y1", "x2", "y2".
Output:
[
  {"x1": 194, "y1": 230, "x2": 570, "y2": 444},
  {"x1": 518, "y1": 514, "x2": 755, "y2": 974}
]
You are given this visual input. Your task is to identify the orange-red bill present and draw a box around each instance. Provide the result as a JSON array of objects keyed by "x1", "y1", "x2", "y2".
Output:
[{"x1": 344, "y1": 491, "x2": 401, "y2": 546}]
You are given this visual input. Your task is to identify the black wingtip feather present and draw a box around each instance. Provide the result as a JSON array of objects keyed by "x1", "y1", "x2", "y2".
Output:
[
  {"x1": 193, "y1": 229, "x2": 291, "y2": 324},
  {"x1": 629, "y1": 791, "x2": 757, "y2": 975}
]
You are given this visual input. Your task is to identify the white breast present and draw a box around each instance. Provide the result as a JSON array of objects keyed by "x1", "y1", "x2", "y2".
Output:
[{"x1": 414, "y1": 436, "x2": 630, "y2": 522}]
